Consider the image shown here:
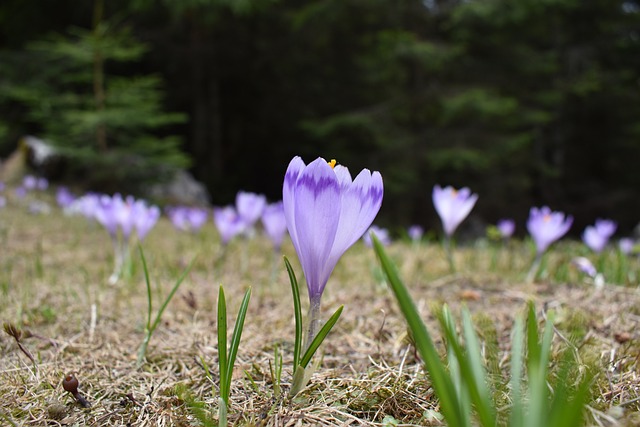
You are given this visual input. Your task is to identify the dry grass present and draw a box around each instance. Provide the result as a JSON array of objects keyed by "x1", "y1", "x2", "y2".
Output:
[{"x1": 0, "y1": 197, "x2": 639, "y2": 426}]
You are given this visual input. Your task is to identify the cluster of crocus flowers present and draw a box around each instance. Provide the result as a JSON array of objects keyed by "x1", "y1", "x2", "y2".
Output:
[
  {"x1": 73, "y1": 193, "x2": 160, "y2": 283},
  {"x1": 283, "y1": 156, "x2": 383, "y2": 345},
  {"x1": 167, "y1": 206, "x2": 209, "y2": 233},
  {"x1": 432, "y1": 185, "x2": 478, "y2": 272},
  {"x1": 582, "y1": 219, "x2": 617, "y2": 253},
  {"x1": 526, "y1": 206, "x2": 573, "y2": 281}
]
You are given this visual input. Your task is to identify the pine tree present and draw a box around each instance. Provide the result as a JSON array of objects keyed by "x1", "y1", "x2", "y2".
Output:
[{"x1": 1, "y1": 0, "x2": 188, "y2": 193}]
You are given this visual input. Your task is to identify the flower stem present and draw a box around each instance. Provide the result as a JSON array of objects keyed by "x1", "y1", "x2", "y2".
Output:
[
  {"x1": 304, "y1": 297, "x2": 321, "y2": 354},
  {"x1": 526, "y1": 253, "x2": 542, "y2": 283},
  {"x1": 443, "y1": 236, "x2": 456, "y2": 274}
]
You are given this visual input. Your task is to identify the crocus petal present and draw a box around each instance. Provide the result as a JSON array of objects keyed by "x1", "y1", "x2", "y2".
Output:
[
  {"x1": 324, "y1": 169, "x2": 383, "y2": 282},
  {"x1": 283, "y1": 156, "x2": 307, "y2": 252}
]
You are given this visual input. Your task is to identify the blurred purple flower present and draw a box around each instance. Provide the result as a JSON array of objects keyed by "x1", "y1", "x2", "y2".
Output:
[
  {"x1": 582, "y1": 219, "x2": 617, "y2": 253},
  {"x1": 407, "y1": 225, "x2": 424, "y2": 242},
  {"x1": 619, "y1": 238, "x2": 634, "y2": 255},
  {"x1": 36, "y1": 178, "x2": 48, "y2": 191},
  {"x1": 14, "y1": 186, "x2": 27, "y2": 199},
  {"x1": 362, "y1": 225, "x2": 391, "y2": 247},
  {"x1": 133, "y1": 200, "x2": 161, "y2": 241},
  {"x1": 497, "y1": 219, "x2": 515, "y2": 239},
  {"x1": 236, "y1": 191, "x2": 267, "y2": 228},
  {"x1": 0, "y1": 196, "x2": 5, "y2": 208},
  {"x1": 94, "y1": 194, "x2": 120, "y2": 237},
  {"x1": 73, "y1": 193, "x2": 101, "y2": 219},
  {"x1": 432, "y1": 185, "x2": 478, "y2": 237},
  {"x1": 56, "y1": 187, "x2": 76, "y2": 208},
  {"x1": 168, "y1": 206, "x2": 209, "y2": 233},
  {"x1": 527, "y1": 206, "x2": 573, "y2": 255},
  {"x1": 261, "y1": 201, "x2": 288, "y2": 251},
  {"x1": 213, "y1": 206, "x2": 247, "y2": 245},
  {"x1": 283, "y1": 156, "x2": 383, "y2": 304},
  {"x1": 572, "y1": 256, "x2": 597, "y2": 278},
  {"x1": 0, "y1": 182, "x2": 5, "y2": 192},
  {"x1": 22, "y1": 175, "x2": 37, "y2": 190}
]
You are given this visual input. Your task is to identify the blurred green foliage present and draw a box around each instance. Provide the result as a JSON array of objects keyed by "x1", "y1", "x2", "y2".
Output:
[{"x1": 0, "y1": 0, "x2": 638, "y2": 229}]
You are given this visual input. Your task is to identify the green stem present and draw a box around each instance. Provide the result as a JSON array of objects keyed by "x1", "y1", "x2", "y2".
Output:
[
  {"x1": 443, "y1": 235, "x2": 456, "y2": 273},
  {"x1": 526, "y1": 252, "x2": 542, "y2": 283}
]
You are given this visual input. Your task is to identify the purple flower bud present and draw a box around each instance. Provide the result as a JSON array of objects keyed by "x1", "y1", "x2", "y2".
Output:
[
  {"x1": 497, "y1": 219, "x2": 515, "y2": 239},
  {"x1": 572, "y1": 257, "x2": 597, "y2": 278},
  {"x1": 407, "y1": 225, "x2": 424, "y2": 242},
  {"x1": 619, "y1": 238, "x2": 634, "y2": 255}
]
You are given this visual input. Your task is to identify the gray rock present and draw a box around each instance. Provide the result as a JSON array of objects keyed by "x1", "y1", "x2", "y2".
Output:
[{"x1": 149, "y1": 170, "x2": 210, "y2": 206}]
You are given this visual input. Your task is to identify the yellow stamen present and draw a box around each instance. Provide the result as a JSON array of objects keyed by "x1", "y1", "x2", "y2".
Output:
[
  {"x1": 328, "y1": 159, "x2": 337, "y2": 169},
  {"x1": 543, "y1": 214, "x2": 551, "y2": 222}
]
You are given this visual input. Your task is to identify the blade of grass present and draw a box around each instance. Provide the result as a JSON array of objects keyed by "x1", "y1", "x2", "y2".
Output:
[
  {"x1": 461, "y1": 309, "x2": 497, "y2": 426},
  {"x1": 218, "y1": 286, "x2": 228, "y2": 403},
  {"x1": 225, "y1": 287, "x2": 252, "y2": 389},
  {"x1": 140, "y1": 246, "x2": 153, "y2": 330},
  {"x1": 284, "y1": 256, "x2": 302, "y2": 369},
  {"x1": 372, "y1": 235, "x2": 465, "y2": 427},
  {"x1": 508, "y1": 316, "x2": 524, "y2": 427},
  {"x1": 148, "y1": 256, "x2": 194, "y2": 333}
]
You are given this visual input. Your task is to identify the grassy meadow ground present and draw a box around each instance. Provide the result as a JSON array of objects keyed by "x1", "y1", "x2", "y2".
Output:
[{"x1": 1, "y1": 193, "x2": 639, "y2": 426}]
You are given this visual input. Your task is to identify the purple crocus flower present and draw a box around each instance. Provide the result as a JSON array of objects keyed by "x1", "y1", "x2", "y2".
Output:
[
  {"x1": 36, "y1": 177, "x2": 48, "y2": 191},
  {"x1": 167, "y1": 206, "x2": 207, "y2": 232},
  {"x1": 582, "y1": 219, "x2": 617, "y2": 253},
  {"x1": 133, "y1": 200, "x2": 160, "y2": 241},
  {"x1": 283, "y1": 156, "x2": 383, "y2": 306},
  {"x1": 213, "y1": 206, "x2": 247, "y2": 245},
  {"x1": 497, "y1": 219, "x2": 515, "y2": 239},
  {"x1": 167, "y1": 206, "x2": 189, "y2": 231},
  {"x1": 0, "y1": 196, "x2": 6, "y2": 208},
  {"x1": 236, "y1": 191, "x2": 267, "y2": 228},
  {"x1": 14, "y1": 186, "x2": 26, "y2": 199},
  {"x1": 22, "y1": 175, "x2": 37, "y2": 191},
  {"x1": 94, "y1": 194, "x2": 120, "y2": 237},
  {"x1": 261, "y1": 201, "x2": 288, "y2": 251},
  {"x1": 619, "y1": 238, "x2": 635, "y2": 255},
  {"x1": 526, "y1": 206, "x2": 573, "y2": 255},
  {"x1": 56, "y1": 187, "x2": 76, "y2": 208},
  {"x1": 572, "y1": 257, "x2": 597, "y2": 278},
  {"x1": 186, "y1": 207, "x2": 209, "y2": 232},
  {"x1": 407, "y1": 225, "x2": 424, "y2": 242},
  {"x1": 432, "y1": 185, "x2": 478, "y2": 237},
  {"x1": 362, "y1": 225, "x2": 391, "y2": 247}
]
